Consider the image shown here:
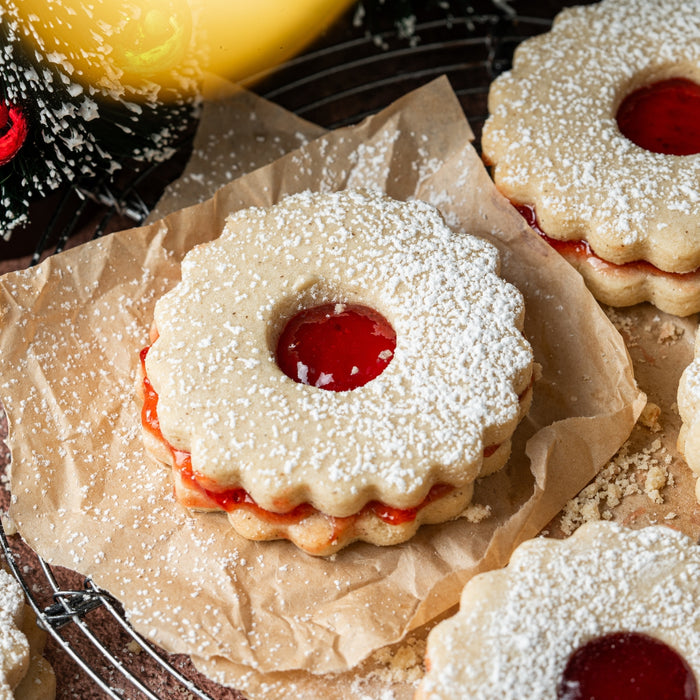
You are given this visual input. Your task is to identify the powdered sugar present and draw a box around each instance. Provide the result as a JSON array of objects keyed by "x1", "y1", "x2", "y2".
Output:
[
  {"x1": 420, "y1": 521, "x2": 700, "y2": 700},
  {"x1": 677, "y1": 327, "x2": 700, "y2": 499},
  {"x1": 681, "y1": 347, "x2": 700, "y2": 405},
  {"x1": 0, "y1": 566, "x2": 28, "y2": 696},
  {"x1": 147, "y1": 189, "x2": 533, "y2": 516}
]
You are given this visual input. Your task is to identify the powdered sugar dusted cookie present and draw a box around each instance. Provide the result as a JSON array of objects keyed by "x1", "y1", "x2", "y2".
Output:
[
  {"x1": 13, "y1": 604, "x2": 56, "y2": 700},
  {"x1": 0, "y1": 567, "x2": 29, "y2": 698},
  {"x1": 140, "y1": 189, "x2": 534, "y2": 555},
  {"x1": 418, "y1": 521, "x2": 700, "y2": 700},
  {"x1": 482, "y1": 0, "x2": 700, "y2": 316},
  {"x1": 678, "y1": 329, "x2": 700, "y2": 501},
  {"x1": 0, "y1": 564, "x2": 56, "y2": 700}
]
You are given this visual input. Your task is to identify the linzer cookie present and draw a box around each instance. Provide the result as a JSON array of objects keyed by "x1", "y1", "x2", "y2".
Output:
[
  {"x1": 0, "y1": 566, "x2": 55, "y2": 699},
  {"x1": 481, "y1": 0, "x2": 700, "y2": 316},
  {"x1": 0, "y1": 567, "x2": 28, "y2": 698},
  {"x1": 678, "y1": 329, "x2": 700, "y2": 501},
  {"x1": 138, "y1": 189, "x2": 534, "y2": 556},
  {"x1": 417, "y1": 521, "x2": 700, "y2": 700}
]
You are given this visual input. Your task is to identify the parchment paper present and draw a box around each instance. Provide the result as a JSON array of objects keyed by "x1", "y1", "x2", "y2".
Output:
[
  {"x1": 148, "y1": 76, "x2": 326, "y2": 222},
  {"x1": 0, "y1": 77, "x2": 644, "y2": 698}
]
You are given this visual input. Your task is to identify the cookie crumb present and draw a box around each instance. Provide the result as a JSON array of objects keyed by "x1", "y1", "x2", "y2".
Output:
[
  {"x1": 459, "y1": 503, "x2": 491, "y2": 523},
  {"x1": 657, "y1": 320, "x2": 684, "y2": 344},
  {"x1": 558, "y1": 439, "x2": 674, "y2": 535},
  {"x1": 1, "y1": 512, "x2": 17, "y2": 536},
  {"x1": 644, "y1": 465, "x2": 667, "y2": 504},
  {"x1": 638, "y1": 402, "x2": 662, "y2": 432},
  {"x1": 359, "y1": 636, "x2": 427, "y2": 688},
  {"x1": 126, "y1": 640, "x2": 142, "y2": 654},
  {"x1": 604, "y1": 307, "x2": 640, "y2": 348}
]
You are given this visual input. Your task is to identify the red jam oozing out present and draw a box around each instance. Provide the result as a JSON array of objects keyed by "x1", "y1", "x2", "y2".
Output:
[
  {"x1": 139, "y1": 346, "x2": 473, "y2": 531},
  {"x1": 514, "y1": 203, "x2": 693, "y2": 280},
  {"x1": 516, "y1": 203, "x2": 592, "y2": 260},
  {"x1": 616, "y1": 78, "x2": 700, "y2": 156},
  {"x1": 276, "y1": 303, "x2": 396, "y2": 392},
  {"x1": 557, "y1": 631, "x2": 698, "y2": 700}
]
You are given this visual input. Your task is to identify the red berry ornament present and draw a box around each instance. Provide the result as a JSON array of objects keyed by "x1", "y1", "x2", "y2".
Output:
[
  {"x1": 276, "y1": 303, "x2": 396, "y2": 392},
  {"x1": 0, "y1": 100, "x2": 28, "y2": 166}
]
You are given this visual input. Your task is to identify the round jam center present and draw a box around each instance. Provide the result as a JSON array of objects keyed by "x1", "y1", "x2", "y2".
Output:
[
  {"x1": 616, "y1": 78, "x2": 700, "y2": 155},
  {"x1": 557, "y1": 631, "x2": 698, "y2": 700},
  {"x1": 276, "y1": 303, "x2": 396, "y2": 392}
]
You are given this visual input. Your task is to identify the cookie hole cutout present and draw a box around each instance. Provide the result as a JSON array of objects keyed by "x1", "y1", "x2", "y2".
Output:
[
  {"x1": 275, "y1": 302, "x2": 396, "y2": 391},
  {"x1": 616, "y1": 77, "x2": 700, "y2": 155},
  {"x1": 557, "y1": 631, "x2": 698, "y2": 700}
]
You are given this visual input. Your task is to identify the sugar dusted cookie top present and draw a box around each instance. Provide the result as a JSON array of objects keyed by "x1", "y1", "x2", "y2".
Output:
[
  {"x1": 146, "y1": 189, "x2": 533, "y2": 517},
  {"x1": 482, "y1": 0, "x2": 700, "y2": 273},
  {"x1": 419, "y1": 521, "x2": 700, "y2": 700},
  {"x1": 0, "y1": 567, "x2": 29, "y2": 697},
  {"x1": 677, "y1": 329, "x2": 700, "y2": 500}
]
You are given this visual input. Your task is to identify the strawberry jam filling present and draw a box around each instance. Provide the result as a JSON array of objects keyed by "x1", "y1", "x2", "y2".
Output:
[
  {"x1": 139, "y1": 345, "x2": 467, "y2": 528},
  {"x1": 515, "y1": 203, "x2": 697, "y2": 279},
  {"x1": 557, "y1": 631, "x2": 698, "y2": 700},
  {"x1": 276, "y1": 302, "x2": 396, "y2": 391},
  {"x1": 616, "y1": 78, "x2": 700, "y2": 156}
]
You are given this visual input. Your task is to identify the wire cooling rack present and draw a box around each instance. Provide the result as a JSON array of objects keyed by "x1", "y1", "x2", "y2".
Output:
[{"x1": 0, "y1": 4, "x2": 557, "y2": 698}]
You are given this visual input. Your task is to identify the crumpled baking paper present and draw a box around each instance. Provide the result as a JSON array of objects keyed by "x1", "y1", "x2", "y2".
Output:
[{"x1": 0, "y1": 77, "x2": 644, "y2": 697}]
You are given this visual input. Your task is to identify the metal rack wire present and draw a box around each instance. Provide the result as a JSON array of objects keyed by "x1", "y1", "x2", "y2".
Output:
[
  {"x1": 0, "y1": 5, "x2": 555, "y2": 698},
  {"x1": 0, "y1": 525, "x2": 219, "y2": 699},
  {"x1": 251, "y1": 12, "x2": 551, "y2": 130}
]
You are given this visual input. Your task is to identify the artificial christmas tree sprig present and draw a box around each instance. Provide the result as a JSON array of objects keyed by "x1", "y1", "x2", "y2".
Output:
[{"x1": 0, "y1": 0, "x2": 200, "y2": 239}]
